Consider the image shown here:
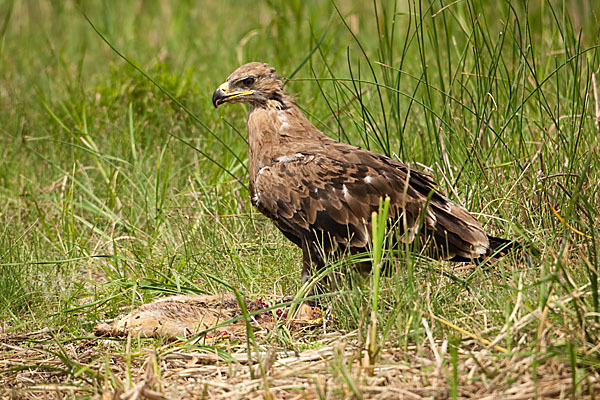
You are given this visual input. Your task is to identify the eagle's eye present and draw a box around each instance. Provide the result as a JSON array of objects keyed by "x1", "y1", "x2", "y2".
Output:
[{"x1": 241, "y1": 77, "x2": 255, "y2": 87}]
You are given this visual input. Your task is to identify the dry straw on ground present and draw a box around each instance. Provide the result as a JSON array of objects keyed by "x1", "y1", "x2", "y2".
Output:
[
  {"x1": 2, "y1": 330, "x2": 599, "y2": 399},
  {"x1": 2, "y1": 292, "x2": 599, "y2": 399}
]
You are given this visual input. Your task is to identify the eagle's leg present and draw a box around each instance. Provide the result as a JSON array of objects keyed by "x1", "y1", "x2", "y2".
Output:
[
  {"x1": 301, "y1": 239, "x2": 314, "y2": 286},
  {"x1": 301, "y1": 239, "x2": 327, "y2": 304}
]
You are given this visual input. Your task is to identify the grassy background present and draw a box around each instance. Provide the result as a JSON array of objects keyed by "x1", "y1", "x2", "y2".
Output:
[{"x1": 1, "y1": 0, "x2": 600, "y2": 396}]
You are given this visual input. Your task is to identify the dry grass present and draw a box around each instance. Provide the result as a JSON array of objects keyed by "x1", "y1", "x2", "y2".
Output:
[
  {"x1": 2, "y1": 290, "x2": 599, "y2": 399},
  {"x1": 2, "y1": 330, "x2": 599, "y2": 399}
]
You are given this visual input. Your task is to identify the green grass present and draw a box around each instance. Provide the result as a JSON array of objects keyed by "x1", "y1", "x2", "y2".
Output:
[{"x1": 1, "y1": 0, "x2": 600, "y2": 397}]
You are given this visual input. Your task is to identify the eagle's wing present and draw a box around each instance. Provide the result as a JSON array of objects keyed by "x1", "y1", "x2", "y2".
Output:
[{"x1": 252, "y1": 150, "x2": 489, "y2": 259}]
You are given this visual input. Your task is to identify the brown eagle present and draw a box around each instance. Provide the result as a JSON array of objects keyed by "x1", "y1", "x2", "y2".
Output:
[{"x1": 212, "y1": 62, "x2": 513, "y2": 284}]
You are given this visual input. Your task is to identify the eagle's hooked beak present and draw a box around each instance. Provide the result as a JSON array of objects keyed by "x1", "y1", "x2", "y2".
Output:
[{"x1": 212, "y1": 82, "x2": 254, "y2": 108}]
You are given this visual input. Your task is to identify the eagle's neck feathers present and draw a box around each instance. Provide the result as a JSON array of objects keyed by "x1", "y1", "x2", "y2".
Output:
[{"x1": 247, "y1": 96, "x2": 327, "y2": 182}]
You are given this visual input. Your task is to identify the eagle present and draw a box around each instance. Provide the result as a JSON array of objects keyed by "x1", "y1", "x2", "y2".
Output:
[{"x1": 212, "y1": 62, "x2": 514, "y2": 285}]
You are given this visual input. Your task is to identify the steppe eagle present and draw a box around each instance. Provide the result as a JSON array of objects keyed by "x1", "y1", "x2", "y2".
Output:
[{"x1": 212, "y1": 62, "x2": 514, "y2": 285}]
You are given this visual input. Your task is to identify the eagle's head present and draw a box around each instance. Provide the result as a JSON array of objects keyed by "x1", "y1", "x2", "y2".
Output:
[{"x1": 212, "y1": 62, "x2": 284, "y2": 108}]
